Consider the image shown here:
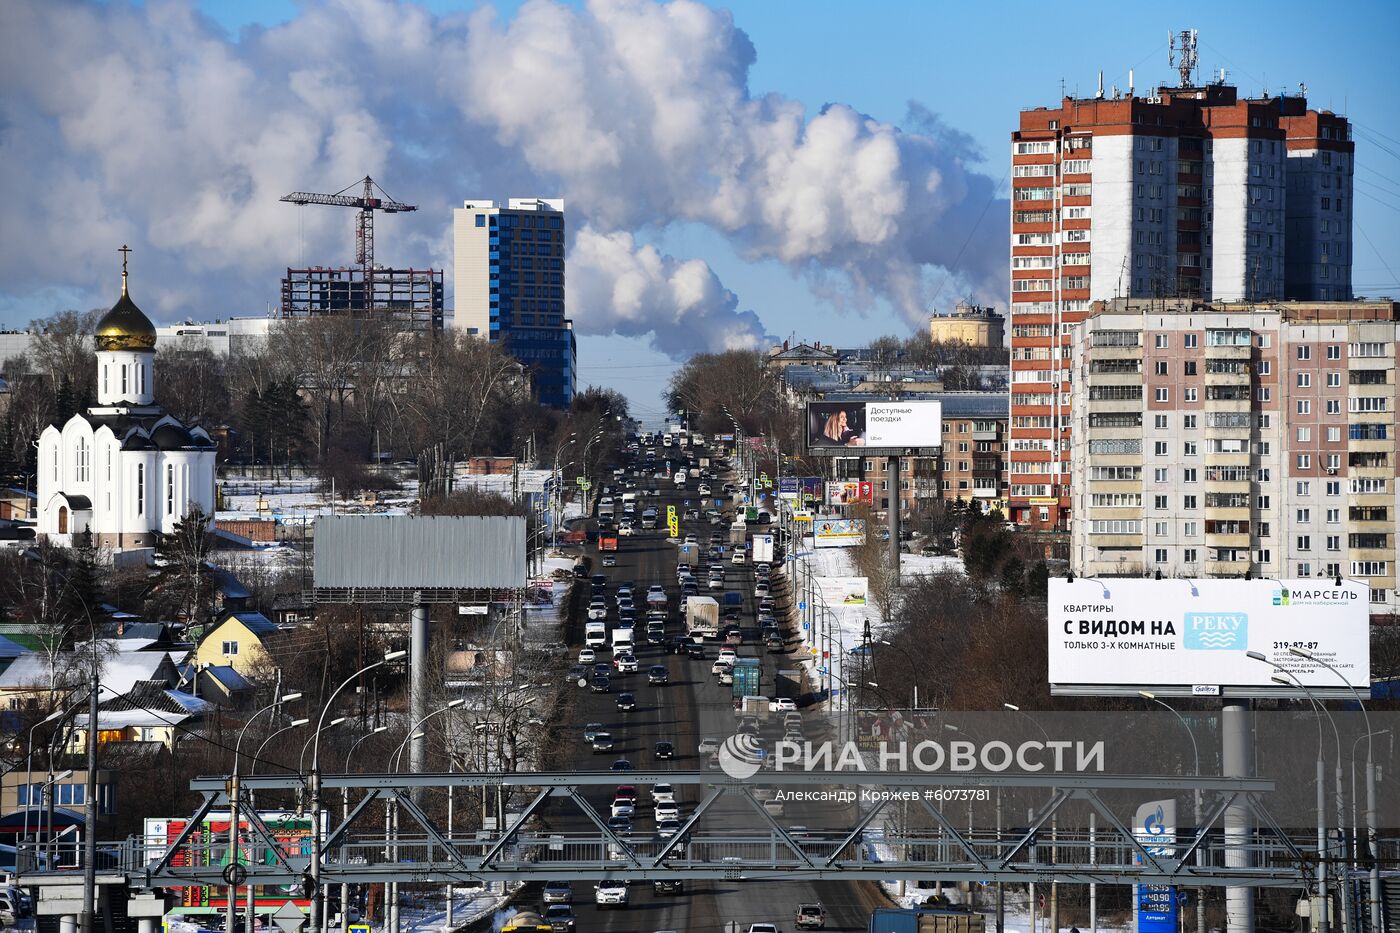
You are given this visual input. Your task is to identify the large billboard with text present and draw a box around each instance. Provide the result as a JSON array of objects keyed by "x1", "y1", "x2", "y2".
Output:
[
  {"x1": 806, "y1": 400, "x2": 942, "y2": 454},
  {"x1": 1048, "y1": 578, "x2": 1370, "y2": 697},
  {"x1": 815, "y1": 576, "x2": 868, "y2": 606},
  {"x1": 814, "y1": 518, "x2": 866, "y2": 548}
]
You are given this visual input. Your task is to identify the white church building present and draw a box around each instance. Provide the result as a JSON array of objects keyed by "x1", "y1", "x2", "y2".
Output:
[{"x1": 37, "y1": 255, "x2": 216, "y2": 550}]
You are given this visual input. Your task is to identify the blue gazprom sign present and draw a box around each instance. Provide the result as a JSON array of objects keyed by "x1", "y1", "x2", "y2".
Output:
[{"x1": 1183, "y1": 612, "x2": 1248, "y2": 650}]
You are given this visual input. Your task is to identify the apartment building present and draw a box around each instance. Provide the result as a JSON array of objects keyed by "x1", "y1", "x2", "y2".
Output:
[
  {"x1": 1008, "y1": 60, "x2": 1354, "y2": 529},
  {"x1": 1069, "y1": 298, "x2": 1400, "y2": 613},
  {"x1": 453, "y1": 198, "x2": 575, "y2": 407}
]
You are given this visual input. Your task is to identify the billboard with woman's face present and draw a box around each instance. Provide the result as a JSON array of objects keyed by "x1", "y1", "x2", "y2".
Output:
[{"x1": 806, "y1": 400, "x2": 942, "y2": 454}]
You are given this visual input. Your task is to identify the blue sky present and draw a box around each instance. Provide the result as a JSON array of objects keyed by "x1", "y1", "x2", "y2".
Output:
[{"x1": 18, "y1": 1, "x2": 1400, "y2": 420}]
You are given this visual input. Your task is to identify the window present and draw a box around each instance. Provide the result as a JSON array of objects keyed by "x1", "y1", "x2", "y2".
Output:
[
  {"x1": 1327, "y1": 483, "x2": 1341, "y2": 498},
  {"x1": 1297, "y1": 508, "x2": 1311, "y2": 524},
  {"x1": 1154, "y1": 334, "x2": 1168, "y2": 349},
  {"x1": 1327, "y1": 345, "x2": 1341, "y2": 360},
  {"x1": 1297, "y1": 373, "x2": 1311, "y2": 388},
  {"x1": 1090, "y1": 520, "x2": 1142, "y2": 534},
  {"x1": 1352, "y1": 561, "x2": 1389, "y2": 577},
  {"x1": 1154, "y1": 361, "x2": 1169, "y2": 376},
  {"x1": 1183, "y1": 468, "x2": 1197, "y2": 482},
  {"x1": 1297, "y1": 345, "x2": 1312, "y2": 360},
  {"x1": 1154, "y1": 441, "x2": 1168, "y2": 456},
  {"x1": 1155, "y1": 388, "x2": 1169, "y2": 403},
  {"x1": 1327, "y1": 427, "x2": 1342, "y2": 443},
  {"x1": 1154, "y1": 495, "x2": 1168, "y2": 510},
  {"x1": 1154, "y1": 468, "x2": 1168, "y2": 483},
  {"x1": 1184, "y1": 334, "x2": 1198, "y2": 348},
  {"x1": 1153, "y1": 521, "x2": 1169, "y2": 537},
  {"x1": 1298, "y1": 563, "x2": 1312, "y2": 577},
  {"x1": 222, "y1": 641, "x2": 239, "y2": 656},
  {"x1": 1183, "y1": 415, "x2": 1197, "y2": 429},
  {"x1": 1183, "y1": 495, "x2": 1198, "y2": 510},
  {"x1": 1184, "y1": 548, "x2": 1198, "y2": 564},
  {"x1": 1297, "y1": 427, "x2": 1312, "y2": 443},
  {"x1": 1327, "y1": 536, "x2": 1341, "y2": 551},
  {"x1": 1184, "y1": 442, "x2": 1197, "y2": 456},
  {"x1": 1154, "y1": 414, "x2": 1169, "y2": 429},
  {"x1": 1185, "y1": 522, "x2": 1197, "y2": 536},
  {"x1": 475, "y1": 214, "x2": 486, "y2": 227},
  {"x1": 1154, "y1": 548, "x2": 1169, "y2": 564},
  {"x1": 1090, "y1": 493, "x2": 1142, "y2": 507},
  {"x1": 1183, "y1": 387, "x2": 1197, "y2": 402},
  {"x1": 166, "y1": 463, "x2": 174, "y2": 515},
  {"x1": 1257, "y1": 360, "x2": 1271, "y2": 375},
  {"x1": 136, "y1": 463, "x2": 144, "y2": 516},
  {"x1": 1327, "y1": 399, "x2": 1341, "y2": 414},
  {"x1": 1297, "y1": 481, "x2": 1312, "y2": 496}
]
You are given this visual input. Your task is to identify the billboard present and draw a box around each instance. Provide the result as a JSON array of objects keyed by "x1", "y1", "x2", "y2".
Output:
[
  {"x1": 146, "y1": 811, "x2": 318, "y2": 914},
  {"x1": 1048, "y1": 578, "x2": 1371, "y2": 697},
  {"x1": 814, "y1": 518, "x2": 866, "y2": 548},
  {"x1": 806, "y1": 400, "x2": 942, "y2": 454},
  {"x1": 826, "y1": 481, "x2": 874, "y2": 506},
  {"x1": 816, "y1": 576, "x2": 868, "y2": 606},
  {"x1": 314, "y1": 515, "x2": 525, "y2": 589},
  {"x1": 778, "y1": 477, "x2": 800, "y2": 501}
]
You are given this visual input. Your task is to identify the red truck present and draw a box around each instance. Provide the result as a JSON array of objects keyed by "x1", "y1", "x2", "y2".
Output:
[{"x1": 598, "y1": 535, "x2": 619, "y2": 551}]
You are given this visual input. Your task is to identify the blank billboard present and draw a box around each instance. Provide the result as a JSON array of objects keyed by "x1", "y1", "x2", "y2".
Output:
[{"x1": 313, "y1": 515, "x2": 526, "y2": 589}]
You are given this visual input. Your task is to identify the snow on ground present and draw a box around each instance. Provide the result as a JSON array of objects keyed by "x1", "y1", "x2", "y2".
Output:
[
  {"x1": 394, "y1": 884, "x2": 522, "y2": 933},
  {"x1": 786, "y1": 536, "x2": 965, "y2": 711}
]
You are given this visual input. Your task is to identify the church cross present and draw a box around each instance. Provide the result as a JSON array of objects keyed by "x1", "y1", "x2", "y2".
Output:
[{"x1": 119, "y1": 244, "x2": 132, "y2": 294}]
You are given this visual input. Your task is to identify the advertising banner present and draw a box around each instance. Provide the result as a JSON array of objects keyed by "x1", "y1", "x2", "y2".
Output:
[
  {"x1": 1048, "y1": 578, "x2": 1370, "y2": 696},
  {"x1": 814, "y1": 518, "x2": 867, "y2": 548},
  {"x1": 146, "y1": 811, "x2": 317, "y2": 913},
  {"x1": 816, "y1": 576, "x2": 868, "y2": 606},
  {"x1": 778, "y1": 477, "x2": 800, "y2": 501},
  {"x1": 1134, "y1": 799, "x2": 1179, "y2": 933},
  {"x1": 806, "y1": 400, "x2": 942, "y2": 453},
  {"x1": 800, "y1": 477, "x2": 824, "y2": 504},
  {"x1": 826, "y1": 481, "x2": 874, "y2": 506}
]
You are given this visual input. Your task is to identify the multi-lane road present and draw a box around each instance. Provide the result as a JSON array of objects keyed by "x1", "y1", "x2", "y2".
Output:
[{"x1": 525, "y1": 442, "x2": 886, "y2": 933}]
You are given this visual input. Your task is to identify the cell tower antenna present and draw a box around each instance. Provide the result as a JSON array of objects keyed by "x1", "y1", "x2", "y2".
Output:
[{"x1": 1170, "y1": 29, "x2": 1198, "y2": 87}]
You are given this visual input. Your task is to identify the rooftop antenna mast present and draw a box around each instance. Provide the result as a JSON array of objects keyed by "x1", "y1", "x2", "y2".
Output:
[{"x1": 1169, "y1": 29, "x2": 1198, "y2": 87}]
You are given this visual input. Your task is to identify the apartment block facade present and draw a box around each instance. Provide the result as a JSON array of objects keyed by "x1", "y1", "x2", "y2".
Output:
[
  {"x1": 453, "y1": 198, "x2": 576, "y2": 407},
  {"x1": 1069, "y1": 298, "x2": 1400, "y2": 613},
  {"x1": 1008, "y1": 80, "x2": 1354, "y2": 529}
]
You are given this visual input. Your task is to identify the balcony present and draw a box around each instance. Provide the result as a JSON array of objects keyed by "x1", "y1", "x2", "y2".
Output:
[{"x1": 973, "y1": 428, "x2": 1001, "y2": 441}]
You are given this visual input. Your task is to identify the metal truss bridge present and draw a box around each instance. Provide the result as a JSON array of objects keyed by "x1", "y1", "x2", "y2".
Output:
[{"x1": 35, "y1": 771, "x2": 1326, "y2": 890}]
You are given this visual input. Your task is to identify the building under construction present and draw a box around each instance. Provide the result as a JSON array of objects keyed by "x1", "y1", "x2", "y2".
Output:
[
  {"x1": 278, "y1": 175, "x2": 444, "y2": 330},
  {"x1": 279, "y1": 266, "x2": 444, "y2": 330}
]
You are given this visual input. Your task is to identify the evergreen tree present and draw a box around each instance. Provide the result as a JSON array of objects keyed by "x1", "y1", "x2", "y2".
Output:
[{"x1": 152, "y1": 503, "x2": 216, "y2": 634}]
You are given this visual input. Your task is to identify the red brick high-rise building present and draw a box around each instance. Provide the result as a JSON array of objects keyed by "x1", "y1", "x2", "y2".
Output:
[{"x1": 1007, "y1": 42, "x2": 1353, "y2": 529}]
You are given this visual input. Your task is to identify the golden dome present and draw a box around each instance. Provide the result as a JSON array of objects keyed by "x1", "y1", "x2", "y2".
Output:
[{"x1": 95, "y1": 270, "x2": 156, "y2": 352}]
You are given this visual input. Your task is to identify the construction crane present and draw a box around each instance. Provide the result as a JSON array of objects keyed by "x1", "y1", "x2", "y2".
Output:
[{"x1": 280, "y1": 175, "x2": 417, "y2": 275}]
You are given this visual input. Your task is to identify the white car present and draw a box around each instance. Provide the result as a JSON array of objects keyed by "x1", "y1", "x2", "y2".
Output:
[
  {"x1": 711, "y1": 658, "x2": 733, "y2": 676},
  {"x1": 655, "y1": 801, "x2": 679, "y2": 821},
  {"x1": 578, "y1": 648, "x2": 597, "y2": 664},
  {"x1": 749, "y1": 925, "x2": 779, "y2": 933},
  {"x1": 594, "y1": 881, "x2": 629, "y2": 907},
  {"x1": 619, "y1": 521, "x2": 635, "y2": 536},
  {"x1": 754, "y1": 582, "x2": 770, "y2": 598},
  {"x1": 718, "y1": 647, "x2": 737, "y2": 663},
  {"x1": 614, "y1": 653, "x2": 639, "y2": 673},
  {"x1": 611, "y1": 799, "x2": 635, "y2": 819},
  {"x1": 588, "y1": 600, "x2": 609, "y2": 620},
  {"x1": 697, "y1": 484, "x2": 711, "y2": 495},
  {"x1": 732, "y1": 549, "x2": 745, "y2": 565},
  {"x1": 769, "y1": 698, "x2": 797, "y2": 713},
  {"x1": 698, "y1": 737, "x2": 721, "y2": 756},
  {"x1": 652, "y1": 783, "x2": 676, "y2": 805}
]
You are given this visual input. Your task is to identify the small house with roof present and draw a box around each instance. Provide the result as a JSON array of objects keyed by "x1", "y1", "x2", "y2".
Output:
[{"x1": 194, "y1": 610, "x2": 279, "y2": 679}]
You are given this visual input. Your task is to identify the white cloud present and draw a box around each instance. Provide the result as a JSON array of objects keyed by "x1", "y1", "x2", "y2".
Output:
[{"x1": 0, "y1": 0, "x2": 1006, "y2": 355}]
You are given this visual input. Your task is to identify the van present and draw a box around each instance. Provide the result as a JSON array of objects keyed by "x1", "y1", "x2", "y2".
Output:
[
  {"x1": 641, "y1": 509, "x2": 658, "y2": 530},
  {"x1": 585, "y1": 622, "x2": 608, "y2": 648}
]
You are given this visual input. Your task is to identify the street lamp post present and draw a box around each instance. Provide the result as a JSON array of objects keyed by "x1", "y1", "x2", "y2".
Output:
[
  {"x1": 308, "y1": 650, "x2": 406, "y2": 933},
  {"x1": 340, "y1": 725, "x2": 387, "y2": 933},
  {"x1": 1349, "y1": 729, "x2": 1389, "y2": 874},
  {"x1": 1284, "y1": 647, "x2": 1380, "y2": 933},
  {"x1": 1138, "y1": 692, "x2": 1206, "y2": 933},
  {"x1": 228, "y1": 692, "x2": 302, "y2": 933}
]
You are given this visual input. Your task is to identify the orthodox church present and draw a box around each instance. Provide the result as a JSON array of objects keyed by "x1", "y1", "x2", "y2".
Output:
[{"x1": 36, "y1": 249, "x2": 217, "y2": 550}]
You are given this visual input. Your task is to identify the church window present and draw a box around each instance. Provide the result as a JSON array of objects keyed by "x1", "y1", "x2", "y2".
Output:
[
  {"x1": 121, "y1": 366, "x2": 128, "y2": 395},
  {"x1": 136, "y1": 464, "x2": 144, "y2": 516},
  {"x1": 106, "y1": 446, "x2": 111, "y2": 482},
  {"x1": 102, "y1": 365, "x2": 108, "y2": 396},
  {"x1": 166, "y1": 464, "x2": 174, "y2": 515},
  {"x1": 139, "y1": 363, "x2": 145, "y2": 395},
  {"x1": 76, "y1": 438, "x2": 88, "y2": 483},
  {"x1": 57, "y1": 506, "x2": 68, "y2": 535}
]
